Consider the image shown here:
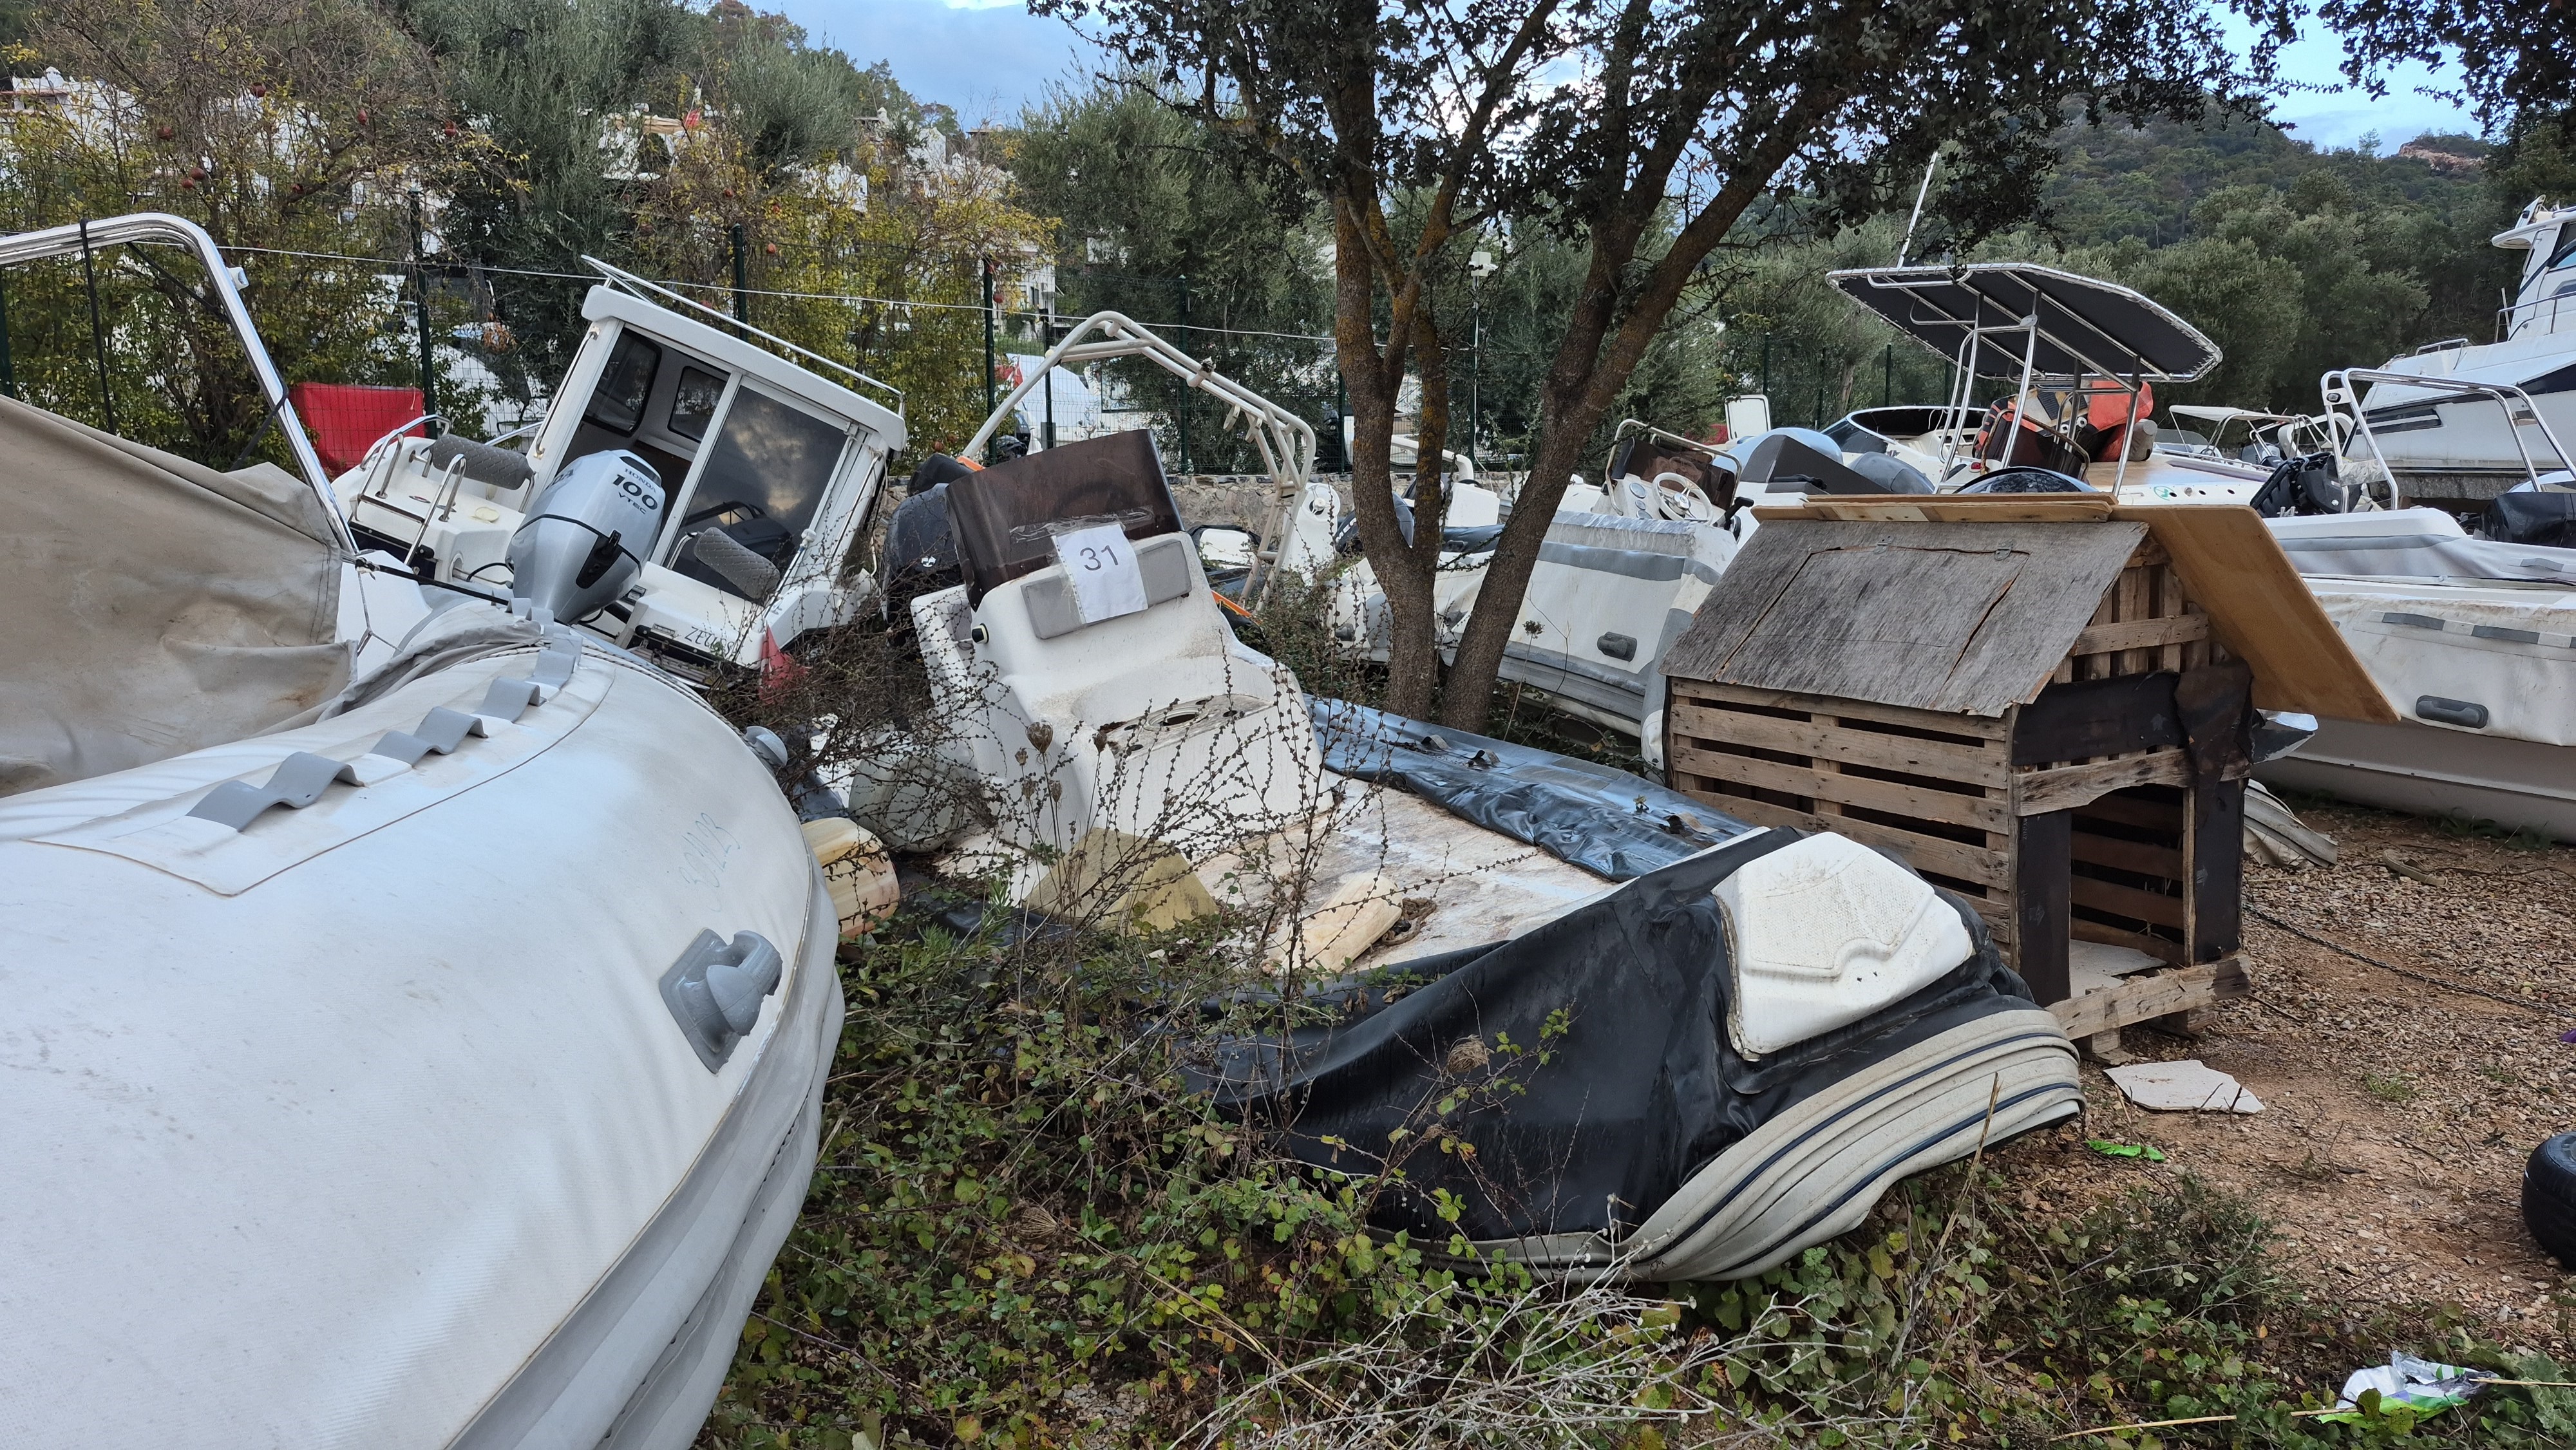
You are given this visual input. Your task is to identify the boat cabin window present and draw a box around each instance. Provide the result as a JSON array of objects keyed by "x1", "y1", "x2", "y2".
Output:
[
  {"x1": 669, "y1": 385, "x2": 851, "y2": 599},
  {"x1": 2549, "y1": 227, "x2": 2576, "y2": 272},
  {"x1": 564, "y1": 326, "x2": 730, "y2": 528},
  {"x1": 584, "y1": 332, "x2": 659, "y2": 433},
  {"x1": 670, "y1": 366, "x2": 724, "y2": 441}
]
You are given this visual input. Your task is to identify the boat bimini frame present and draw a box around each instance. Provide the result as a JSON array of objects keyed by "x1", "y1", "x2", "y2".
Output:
[
  {"x1": 0, "y1": 212, "x2": 347, "y2": 541},
  {"x1": 963, "y1": 310, "x2": 1330, "y2": 596},
  {"x1": 2323, "y1": 367, "x2": 2576, "y2": 510},
  {"x1": 2164, "y1": 404, "x2": 2348, "y2": 462},
  {"x1": 1828, "y1": 263, "x2": 2221, "y2": 489}
]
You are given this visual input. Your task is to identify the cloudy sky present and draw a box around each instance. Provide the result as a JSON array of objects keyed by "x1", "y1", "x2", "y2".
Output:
[{"x1": 773, "y1": 0, "x2": 2482, "y2": 153}]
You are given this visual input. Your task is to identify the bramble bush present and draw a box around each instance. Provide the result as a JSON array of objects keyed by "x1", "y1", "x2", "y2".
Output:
[{"x1": 701, "y1": 889, "x2": 2576, "y2": 1448}]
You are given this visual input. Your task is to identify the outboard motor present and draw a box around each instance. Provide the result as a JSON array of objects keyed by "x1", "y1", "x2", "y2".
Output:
[
  {"x1": 506, "y1": 450, "x2": 662, "y2": 621},
  {"x1": 2249, "y1": 451, "x2": 2351, "y2": 517}
]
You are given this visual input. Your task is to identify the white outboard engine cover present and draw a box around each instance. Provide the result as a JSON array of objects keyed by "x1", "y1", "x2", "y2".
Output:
[
  {"x1": 507, "y1": 449, "x2": 661, "y2": 621},
  {"x1": 1717, "y1": 833, "x2": 1975, "y2": 1057}
]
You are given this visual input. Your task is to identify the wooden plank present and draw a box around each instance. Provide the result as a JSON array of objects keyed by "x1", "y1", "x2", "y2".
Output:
[
  {"x1": 2116, "y1": 561, "x2": 2154, "y2": 675},
  {"x1": 2015, "y1": 811, "x2": 2073, "y2": 1004},
  {"x1": 1660, "y1": 519, "x2": 2150, "y2": 717},
  {"x1": 1668, "y1": 701, "x2": 2011, "y2": 784},
  {"x1": 2156, "y1": 564, "x2": 2187, "y2": 673},
  {"x1": 2011, "y1": 673, "x2": 2183, "y2": 766},
  {"x1": 2069, "y1": 829, "x2": 2186, "y2": 879},
  {"x1": 1750, "y1": 496, "x2": 2117, "y2": 523},
  {"x1": 2049, "y1": 957, "x2": 2248, "y2": 1039},
  {"x1": 1668, "y1": 743, "x2": 2010, "y2": 831},
  {"x1": 2014, "y1": 749, "x2": 2191, "y2": 815},
  {"x1": 2186, "y1": 777, "x2": 2248, "y2": 963},
  {"x1": 1669, "y1": 679, "x2": 2010, "y2": 740},
  {"x1": 2072, "y1": 791, "x2": 2184, "y2": 832},
  {"x1": 2070, "y1": 613, "x2": 2210, "y2": 657},
  {"x1": 2112, "y1": 505, "x2": 2399, "y2": 723},
  {"x1": 2071, "y1": 917, "x2": 2187, "y2": 966},
  {"x1": 2071, "y1": 873, "x2": 2188, "y2": 928},
  {"x1": 1672, "y1": 789, "x2": 2013, "y2": 887}
]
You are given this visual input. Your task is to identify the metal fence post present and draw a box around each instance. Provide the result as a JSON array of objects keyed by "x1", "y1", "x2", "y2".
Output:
[
  {"x1": 78, "y1": 218, "x2": 117, "y2": 435},
  {"x1": 730, "y1": 223, "x2": 750, "y2": 324},
  {"x1": 410, "y1": 193, "x2": 437, "y2": 420}
]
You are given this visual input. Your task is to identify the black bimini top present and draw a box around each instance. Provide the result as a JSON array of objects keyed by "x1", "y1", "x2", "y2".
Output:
[{"x1": 1827, "y1": 263, "x2": 2220, "y2": 383}]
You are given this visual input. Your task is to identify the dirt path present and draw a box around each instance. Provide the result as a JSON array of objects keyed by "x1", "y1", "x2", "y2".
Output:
[{"x1": 1988, "y1": 801, "x2": 2576, "y2": 1355}]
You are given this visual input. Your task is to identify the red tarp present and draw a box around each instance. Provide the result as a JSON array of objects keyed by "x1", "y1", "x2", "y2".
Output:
[{"x1": 289, "y1": 383, "x2": 425, "y2": 476}]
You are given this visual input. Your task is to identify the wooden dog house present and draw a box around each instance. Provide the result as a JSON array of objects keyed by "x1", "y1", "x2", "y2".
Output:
[{"x1": 1660, "y1": 496, "x2": 2394, "y2": 1048}]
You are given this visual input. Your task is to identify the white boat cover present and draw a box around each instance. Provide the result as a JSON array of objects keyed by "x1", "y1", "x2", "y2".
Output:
[
  {"x1": 2269, "y1": 507, "x2": 2576, "y2": 585},
  {"x1": 0, "y1": 396, "x2": 348, "y2": 798},
  {"x1": 0, "y1": 626, "x2": 833, "y2": 1448}
]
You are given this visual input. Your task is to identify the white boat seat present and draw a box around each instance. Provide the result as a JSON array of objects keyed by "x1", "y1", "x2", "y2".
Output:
[{"x1": 1022, "y1": 533, "x2": 1196, "y2": 639}]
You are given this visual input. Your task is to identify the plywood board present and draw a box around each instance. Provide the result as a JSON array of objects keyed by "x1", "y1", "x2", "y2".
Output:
[
  {"x1": 1662, "y1": 519, "x2": 2150, "y2": 717},
  {"x1": 2112, "y1": 505, "x2": 2399, "y2": 723}
]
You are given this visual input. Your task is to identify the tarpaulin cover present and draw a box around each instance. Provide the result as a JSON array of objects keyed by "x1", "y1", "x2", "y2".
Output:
[
  {"x1": 1193, "y1": 833, "x2": 2050, "y2": 1245},
  {"x1": 0, "y1": 395, "x2": 347, "y2": 797},
  {"x1": 1310, "y1": 699, "x2": 1754, "y2": 880}
]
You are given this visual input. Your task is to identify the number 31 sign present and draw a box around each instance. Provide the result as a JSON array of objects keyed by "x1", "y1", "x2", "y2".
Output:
[{"x1": 1052, "y1": 522, "x2": 1150, "y2": 623}]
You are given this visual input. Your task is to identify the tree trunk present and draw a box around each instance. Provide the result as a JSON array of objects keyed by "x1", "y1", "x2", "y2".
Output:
[{"x1": 1329, "y1": 200, "x2": 1445, "y2": 720}]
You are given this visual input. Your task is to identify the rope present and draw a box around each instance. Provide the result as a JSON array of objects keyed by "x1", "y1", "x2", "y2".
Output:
[{"x1": 2246, "y1": 904, "x2": 2576, "y2": 1022}]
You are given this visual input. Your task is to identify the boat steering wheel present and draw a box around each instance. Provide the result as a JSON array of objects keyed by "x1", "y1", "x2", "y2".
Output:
[{"x1": 1647, "y1": 471, "x2": 1718, "y2": 522}]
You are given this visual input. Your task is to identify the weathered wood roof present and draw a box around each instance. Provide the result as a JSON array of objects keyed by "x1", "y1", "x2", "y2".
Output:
[
  {"x1": 1668, "y1": 498, "x2": 2399, "y2": 723},
  {"x1": 1660, "y1": 518, "x2": 2152, "y2": 717}
]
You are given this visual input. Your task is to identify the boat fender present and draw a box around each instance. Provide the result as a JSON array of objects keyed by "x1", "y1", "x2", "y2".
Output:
[
  {"x1": 743, "y1": 726, "x2": 791, "y2": 770},
  {"x1": 659, "y1": 930, "x2": 786, "y2": 1071}
]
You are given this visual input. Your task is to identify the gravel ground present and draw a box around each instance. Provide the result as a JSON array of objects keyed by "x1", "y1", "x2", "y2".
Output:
[{"x1": 1986, "y1": 800, "x2": 2576, "y2": 1357}]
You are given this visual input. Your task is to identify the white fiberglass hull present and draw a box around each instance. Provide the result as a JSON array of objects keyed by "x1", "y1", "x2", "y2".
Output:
[
  {"x1": 2351, "y1": 335, "x2": 2576, "y2": 487},
  {"x1": 2256, "y1": 717, "x2": 2576, "y2": 842},
  {"x1": 0, "y1": 630, "x2": 837, "y2": 1449}
]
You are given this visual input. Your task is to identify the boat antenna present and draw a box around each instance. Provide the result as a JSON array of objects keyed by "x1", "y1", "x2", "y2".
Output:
[{"x1": 1896, "y1": 153, "x2": 1940, "y2": 267}]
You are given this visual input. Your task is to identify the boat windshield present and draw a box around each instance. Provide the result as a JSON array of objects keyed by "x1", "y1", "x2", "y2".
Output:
[{"x1": 670, "y1": 385, "x2": 852, "y2": 599}]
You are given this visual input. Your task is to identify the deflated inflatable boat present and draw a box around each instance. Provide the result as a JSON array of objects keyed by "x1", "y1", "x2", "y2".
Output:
[
  {"x1": 1206, "y1": 716, "x2": 2081, "y2": 1281},
  {"x1": 0, "y1": 216, "x2": 837, "y2": 1448}
]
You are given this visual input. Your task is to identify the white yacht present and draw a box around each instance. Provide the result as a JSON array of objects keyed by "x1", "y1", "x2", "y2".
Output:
[{"x1": 2339, "y1": 198, "x2": 2576, "y2": 507}]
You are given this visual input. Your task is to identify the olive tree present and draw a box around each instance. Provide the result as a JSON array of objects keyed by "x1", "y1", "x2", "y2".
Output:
[{"x1": 1052, "y1": 0, "x2": 2264, "y2": 728}]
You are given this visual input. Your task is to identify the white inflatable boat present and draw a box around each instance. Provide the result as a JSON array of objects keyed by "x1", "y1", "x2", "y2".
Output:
[{"x1": 0, "y1": 215, "x2": 843, "y2": 1447}]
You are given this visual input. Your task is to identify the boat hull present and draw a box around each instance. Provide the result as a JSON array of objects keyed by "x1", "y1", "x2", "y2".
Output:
[
  {"x1": 0, "y1": 634, "x2": 837, "y2": 1448},
  {"x1": 2256, "y1": 715, "x2": 2576, "y2": 843}
]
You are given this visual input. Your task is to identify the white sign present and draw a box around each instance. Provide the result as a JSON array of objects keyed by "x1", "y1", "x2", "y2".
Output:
[{"x1": 1053, "y1": 522, "x2": 1149, "y2": 624}]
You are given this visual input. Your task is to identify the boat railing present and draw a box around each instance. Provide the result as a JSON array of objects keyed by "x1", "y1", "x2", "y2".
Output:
[
  {"x1": 0, "y1": 212, "x2": 350, "y2": 548},
  {"x1": 960, "y1": 310, "x2": 1321, "y2": 599},
  {"x1": 2323, "y1": 367, "x2": 2575, "y2": 509},
  {"x1": 580, "y1": 255, "x2": 905, "y2": 417},
  {"x1": 2497, "y1": 292, "x2": 2576, "y2": 342}
]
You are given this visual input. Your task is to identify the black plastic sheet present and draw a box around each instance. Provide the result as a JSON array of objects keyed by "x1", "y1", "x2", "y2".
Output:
[
  {"x1": 1194, "y1": 838, "x2": 2046, "y2": 1244},
  {"x1": 1310, "y1": 699, "x2": 1754, "y2": 880}
]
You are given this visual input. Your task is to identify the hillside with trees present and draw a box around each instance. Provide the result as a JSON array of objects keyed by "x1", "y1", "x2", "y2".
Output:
[{"x1": 1, "y1": 0, "x2": 2569, "y2": 469}]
